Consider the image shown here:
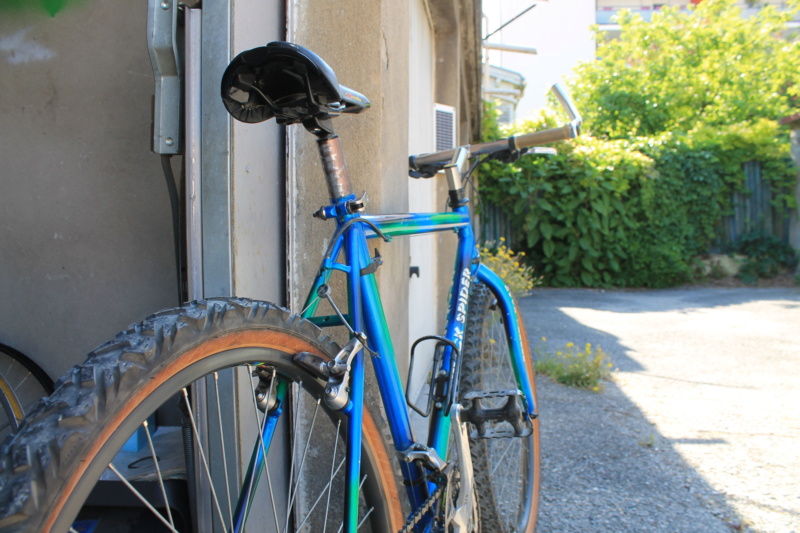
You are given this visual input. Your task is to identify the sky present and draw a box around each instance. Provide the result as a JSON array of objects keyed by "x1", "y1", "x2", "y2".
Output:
[{"x1": 483, "y1": 0, "x2": 597, "y2": 120}]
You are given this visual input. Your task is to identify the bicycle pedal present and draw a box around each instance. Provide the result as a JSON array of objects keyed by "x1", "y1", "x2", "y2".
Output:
[{"x1": 460, "y1": 389, "x2": 533, "y2": 439}]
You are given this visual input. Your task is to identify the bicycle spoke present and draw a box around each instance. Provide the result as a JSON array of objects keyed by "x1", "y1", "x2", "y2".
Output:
[
  {"x1": 284, "y1": 397, "x2": 321, "y2": 533},
  {"x1": 108, "y1": 463, "x2": 179, "y2": 533},
  {"x1": 322, "y1": 420, "x2": 342, "y2": 533},
  {"x1": 142, "y1": 419, "x2": 175, "y2": 529},
  {"x1": 493, "y1": 444, "x2": 516, "y2": 517},
  {"x1": 283, "y1": 383, "x2": 303, "y2": 533},
  {"x1": 356, "y1": 506, "x2": 374, "y2": 531},
  {"x1": 294, "y1": 457, "x2": 345, "y2": 531},
  {"x1": 247, "y1": 365, "x2": 281, "y2": 532},
  {"x1": 181, "y1": 388, "x2": 228, "y2": 532},
  {"x1": 212, "y1": 372, "x2": 235, "y2": 532},
  {"x1": 490, "y1": 438, "x2": 516, "y2": 477}
]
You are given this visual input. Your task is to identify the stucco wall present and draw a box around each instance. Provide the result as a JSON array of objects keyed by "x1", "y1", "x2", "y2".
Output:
[
  {"x1": 287, "y1": 1, "x2": 412, "y2": 366},
  {"x1": 0, "y1": 2, "x2": 175, "y2": 379}
]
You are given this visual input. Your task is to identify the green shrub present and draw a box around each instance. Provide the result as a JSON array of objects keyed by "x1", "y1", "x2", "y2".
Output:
[
  {"x1": 730, "y1": 232, "x2": 799, "y2": 283},
  {"x1": 478, "y1": 104, "x2": 797, "y2": 290},
  {"x1": 534, "y1": 340, "x2": 613, "y2": 392},
  {"x1": 477, "y1": 0, "x2": 800, "y2": 288}
]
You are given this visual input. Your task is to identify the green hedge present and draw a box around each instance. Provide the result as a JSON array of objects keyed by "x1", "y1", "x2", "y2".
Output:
[{"x1": 478, "y1": 109, "x2": 797, "y2": 288}]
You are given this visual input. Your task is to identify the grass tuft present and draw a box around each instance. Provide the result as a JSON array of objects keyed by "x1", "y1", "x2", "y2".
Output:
[{"x1": 534, "y1": 339, "x2": 613, "y2": 392}]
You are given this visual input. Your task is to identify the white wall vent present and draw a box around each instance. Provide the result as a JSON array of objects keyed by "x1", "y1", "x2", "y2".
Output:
[{"x1": 434, "y1": 103, "x2": 456, "y2": 151}]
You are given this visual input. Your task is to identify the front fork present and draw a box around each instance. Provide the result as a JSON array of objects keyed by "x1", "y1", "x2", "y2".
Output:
[{"x1": 447, "y1": 405, "x2": 477, "y2": 533}]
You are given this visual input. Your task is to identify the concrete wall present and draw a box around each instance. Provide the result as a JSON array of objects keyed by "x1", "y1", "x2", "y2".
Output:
[
  {"x1": 0, "y1": 0, "x2": 481, "y2": 385},
  {"x1": 286, "y1": 0, "x2": 482, "y2": 372},
  {"x1": 287, "y1": 1, "x2": 413, "y2": 364},
  {"x1": 0, "y1": 2, "x2": 176, "y2": 379}
]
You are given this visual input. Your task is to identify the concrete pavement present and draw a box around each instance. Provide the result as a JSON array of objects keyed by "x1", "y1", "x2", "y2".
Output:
[{"x1": 519, "y1": 287, "x2": 800, "y2": 532}]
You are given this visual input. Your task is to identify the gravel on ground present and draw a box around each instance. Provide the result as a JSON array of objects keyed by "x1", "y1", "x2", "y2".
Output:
[{"x1": 520, "y1": 287, "x2": 800, "y2": 533}]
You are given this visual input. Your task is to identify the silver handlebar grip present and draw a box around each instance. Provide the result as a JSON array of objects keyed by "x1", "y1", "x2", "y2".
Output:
[
  {"x1": 511, "y1": 84, "x2": 582, "y2": 150},
  {"x1": 408, "y1": 83, "x2": 582, "y2": 176}
]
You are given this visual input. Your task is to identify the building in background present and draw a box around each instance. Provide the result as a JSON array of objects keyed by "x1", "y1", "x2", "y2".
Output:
[
  {"x1": 483, "y1": 0, "x2": 596, "y2": 120},
  {"x1": 484, "y1": 64, "x2": 526, "y2": 124},
  {"x1": 596, "y1": 0, "x2": 800, "y2": 39}
]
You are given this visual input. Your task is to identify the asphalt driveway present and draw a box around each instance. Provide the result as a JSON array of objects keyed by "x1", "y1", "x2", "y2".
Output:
[{"x1": 518, "y1": 287, "x2": 800, "y2": 533}]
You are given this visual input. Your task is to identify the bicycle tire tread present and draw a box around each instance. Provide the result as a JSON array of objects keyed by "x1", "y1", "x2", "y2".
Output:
[
  {"x1": 0, "y1": 298, "x2": 341, "y2": 532},
  {"x1": 460, "y1": 284, "x2": 504, "y2": 530},
  {"x1": 460, "y1": 282, "x2": 538, "y2": 533}
]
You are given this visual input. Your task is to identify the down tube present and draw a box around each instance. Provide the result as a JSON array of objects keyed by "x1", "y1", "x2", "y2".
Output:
[
  {"x1": 476, "y1": 264, "x2": 538, "y2": 417},
  {"x1": 353, "y1": 224, "x2": 430, "y2": 508},
  {"x1": 343, "y1": 223, "x2": 367, "y2": 532}
]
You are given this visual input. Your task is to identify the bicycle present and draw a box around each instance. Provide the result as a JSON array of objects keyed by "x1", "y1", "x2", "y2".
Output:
[{"x1": 0, "y1": 41, "x2": 581, "y2": 533}]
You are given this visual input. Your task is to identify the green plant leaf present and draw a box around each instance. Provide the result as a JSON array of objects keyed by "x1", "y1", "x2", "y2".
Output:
[{"x1": 543, "y1": 239, "x2": 555, "y2": 258}]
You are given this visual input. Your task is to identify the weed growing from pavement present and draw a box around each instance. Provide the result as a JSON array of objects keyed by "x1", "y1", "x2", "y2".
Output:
[{"x1": 534, "y1": 339, "x2": 613, "y2": 391}]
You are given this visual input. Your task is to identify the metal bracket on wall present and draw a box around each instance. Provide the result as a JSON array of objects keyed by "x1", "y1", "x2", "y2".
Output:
[{"x1": 147, "y1": 0, "x2": 182, "y2": 155}]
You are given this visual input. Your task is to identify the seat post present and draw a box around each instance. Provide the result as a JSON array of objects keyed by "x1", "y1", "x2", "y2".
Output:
[{"x1": 317, "y1": 134, "x2": 354, "y2": 201}]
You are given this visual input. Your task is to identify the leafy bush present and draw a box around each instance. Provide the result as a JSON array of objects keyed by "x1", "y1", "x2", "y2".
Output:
[
  {"x1": 534, "y1": 340, "x2": 613, "y2": 392},
  {"x1": 477, "y1": 0, "x2": 800, "y2": 288},
  {"x1": 730, "y1": 232, "x2": 800, "y2": 283},
  {"x1": 572, "y1": 0, "x2": 800, "y2": 139},
  {"x1": 480, "y1": 112, "x2": 694, "y2": 287}
]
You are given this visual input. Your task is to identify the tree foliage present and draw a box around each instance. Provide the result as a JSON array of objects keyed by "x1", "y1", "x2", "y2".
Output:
[
  {"x1": 573, "y1": 0, "x2": 800, "y2": 139},
  {"x1": 479, "y1": 0, "x2": 800, "y2": 287}
]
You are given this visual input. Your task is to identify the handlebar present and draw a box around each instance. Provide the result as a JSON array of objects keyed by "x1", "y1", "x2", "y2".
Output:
[{"x1": 409, "y1": 83, "x2": 582, "y2": 177}]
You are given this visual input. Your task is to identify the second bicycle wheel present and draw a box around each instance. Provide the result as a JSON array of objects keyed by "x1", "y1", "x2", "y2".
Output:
[
  {"x1": 460, "y1": 282, "x2": 540, "y2": 533},
  {"x1": 0, "y1": 343, "x2": 54, "y2": 442},
  {"x1": 0, "y1": 299, "x2": 404, "y2": 533}
]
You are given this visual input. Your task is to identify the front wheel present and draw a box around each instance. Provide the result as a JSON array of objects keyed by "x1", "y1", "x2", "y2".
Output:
[
  {"x1": 0, "y1": 299, "x2": 404, "y2": 533},
  {"x1": 460, "y1": 283, "x2": 540, "y2": 533}
]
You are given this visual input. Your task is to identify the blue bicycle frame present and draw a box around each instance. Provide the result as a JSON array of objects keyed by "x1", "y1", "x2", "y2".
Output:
[{"x1": 289, "y1": 194, "x2": 538, "y2": 531}]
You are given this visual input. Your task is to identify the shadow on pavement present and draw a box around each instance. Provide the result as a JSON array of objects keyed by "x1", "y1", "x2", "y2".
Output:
[
  {"x1": 513, "y1": 288, "x2": 800, "y2": 531},
  {"x1": 533, "y1": 376, "x2": 740, "y2": 532}
]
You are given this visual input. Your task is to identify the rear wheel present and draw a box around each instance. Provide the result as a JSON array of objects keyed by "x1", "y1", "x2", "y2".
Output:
[
  {"x1": 460, "y1": 283, "x2": 539, "y2": 533},
  {"x1": 0, "y1": 299, "x2": 404, "y2": 533}
]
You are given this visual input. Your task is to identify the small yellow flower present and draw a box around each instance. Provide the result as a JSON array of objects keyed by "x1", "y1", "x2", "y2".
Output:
[{"x1": 566, "y1": 342, "x2": 574, "y2": 348}]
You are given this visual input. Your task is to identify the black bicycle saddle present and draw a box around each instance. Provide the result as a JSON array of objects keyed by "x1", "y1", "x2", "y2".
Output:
[{"x1": 221, "y1": 41, "x2": 370, "y2": 126}]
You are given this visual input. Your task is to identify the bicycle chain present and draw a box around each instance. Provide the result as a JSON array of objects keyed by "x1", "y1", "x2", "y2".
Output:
[{"x1": 398, "y1": 464, "x2": 454, "y2": 533}]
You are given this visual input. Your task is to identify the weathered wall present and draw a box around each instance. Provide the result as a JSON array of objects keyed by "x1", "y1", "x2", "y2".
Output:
[
  {"x1": 286, "y1": 0, "x2": 482, "y2": 373},
  {"x1": 428, "y1": 0, "x2": 484, "y2": 337},
  {"x1": 0, "y1": 2, "x2": 175, "y2": 379},
  {"x1": 287, "y1": 1, "x2": 412, "y2": 365}
]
